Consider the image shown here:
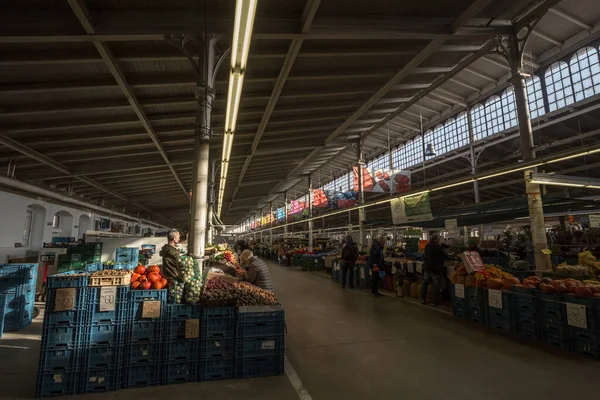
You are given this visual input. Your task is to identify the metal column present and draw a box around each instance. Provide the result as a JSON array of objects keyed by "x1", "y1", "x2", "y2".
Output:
[
  {"x1": 284, "y1": 192, "x2": 288, "y2": 238},
  {"x1": 466, "y1": 108, "x2": 484, "y2": 240},
  {"x1": 356, "y1": 141, "x2": 366, "y2": 249},
  {"x1": 206, "y1": 158, "x2": 218, "y2": 246},
  {"x1": 308, "y1": 176, "x2": 314, "y2": 249},
  {"x1": 513, "y1": 72, "x2": 551, "y2": 271},
  {"x1": 269, "y1": 201, "x2": 273, "y2": 245}
]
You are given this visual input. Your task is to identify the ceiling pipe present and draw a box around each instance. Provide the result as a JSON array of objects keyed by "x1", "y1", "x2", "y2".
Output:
[{"x1": 0, "y1": 176, "x2": 168, "y2": 229}]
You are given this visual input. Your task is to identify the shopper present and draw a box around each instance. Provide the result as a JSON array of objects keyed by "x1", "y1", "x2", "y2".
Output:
[
  {"x1": 340, "y1": 236, "x2": 359, "y2": 289},
  {"x1": 239, "y1": 249, "x2": 275, "y2": 291},
  {"x1": 160, "y1": 228, "x2": 181, "y2": 280},
  {"x1": 421, "y1": 233, "x2": 451, "y2": 305},
  {"x1": 369, "y1": 237, "x2": 386, "y2": 297}
]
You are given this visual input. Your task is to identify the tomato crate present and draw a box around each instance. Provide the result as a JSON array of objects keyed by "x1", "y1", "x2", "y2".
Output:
[
  {"x1": 163, "y1": 339, "x2": 200, "y2": 362},
  {"x1": 83, "y1": 344, "x2": 125, "y2": 369},
  {"x1": 80, "y1": 367, "x2": 122, "y2": 393},
  {"x1": 161, "y1": 360, "x2": 199, "y2": 385},
  {"x1": 123, "y1": 363, "x2": 160, "y2": 388},
  {"x1": 127, "y1": 320, "x2": 164, "y2": 344},
  {"x1": 46, "y1": 273, "x2": 88, "y2": 289},
  {"x1": 234, "y1": 355, "x2": 285, "y2": 379},
  {"x1": 41, "y1": 325, "x2": 88, "y2": 349},
  {"x1": 88, "y1": 286, "x2": 130, "y2": 325},
  {"x1": 510, "y1": 288, "x2": 540, "y2": 341},
  {"x1": 199, "y1": 357, "x2": 235, "y2": 381},
  {"x1": 38, "y1": 347, "x2": 80, "y2": 372},
  {"x1": 200, "y1": 337, "x2": 235, "y2": 358},
  {"x1": 466, "y1": 286, "x2": 486, "y2": 324},
  {"x1": 564, "y1": 296, "x2": 600, "y2": 358},
  {"x1": 126, "y1": 341, "x2": 163, "y2": 364},
  {"x1": 36, "y1": 370, "x2": 79, "y2": 398},
  {"x1": 450, "y1": 285, "x2": 468, "y2": 318},
  {"x1": 200, "y1": 307, "x2": 236, "y2": 338},
  {"x1": 536, "y1": 292, "x2": 570, "y2": 350},
  {"x1": 86, "y1": 323, "x2": 126, "y2": 347},
  {"x1": 235, "y1": 335, "x2": 285, "y2": 358},
  {"x1": 89, "y1": 274, "x2": 131, "y2": 287},
  {"x1": 128, "y1": 289, "x2": 167, "y2": 321},
  {"x1": 483, "y1": 289, "x2": 513, "y2": 333}
]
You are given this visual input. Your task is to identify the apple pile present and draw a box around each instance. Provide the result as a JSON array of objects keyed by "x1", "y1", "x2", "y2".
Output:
[{"x1": 130, "y1": 265, "x2": 168, "y2": 290}]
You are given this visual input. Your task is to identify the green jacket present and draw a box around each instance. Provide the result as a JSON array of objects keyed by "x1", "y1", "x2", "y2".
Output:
[{"x1": 160, "y1": 244, "x2": 180, "y2": 280}]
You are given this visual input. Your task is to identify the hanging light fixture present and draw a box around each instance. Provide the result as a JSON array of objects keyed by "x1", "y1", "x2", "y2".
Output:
[{"x1": 424, "y1": 143, "x2": 436, "y2": 157}]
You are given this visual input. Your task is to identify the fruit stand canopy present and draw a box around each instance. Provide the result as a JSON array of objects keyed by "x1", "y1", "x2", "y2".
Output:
[{"x1": 1, "y1": 0, "x2": 600, "y2": 227}]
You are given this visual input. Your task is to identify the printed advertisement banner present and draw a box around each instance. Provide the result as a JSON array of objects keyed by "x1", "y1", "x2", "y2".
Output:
[
  {"x1": 290, "y1": 199, "x2": 308, "y2": 215},
  {"x1": 390, "y1": 192, "x2": 434, "y2": 225},
  {"x1": 276, "y1": 208, "x2": 285, "y2": 221},
  {"x1": 353, "y1": 167, "x2": 411, "y2": 194}
]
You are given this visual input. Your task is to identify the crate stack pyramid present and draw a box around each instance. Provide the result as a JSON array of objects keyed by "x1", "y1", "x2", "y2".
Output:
[{"x1": 0, "y1": 264, "x2": 38, "y2": 335}]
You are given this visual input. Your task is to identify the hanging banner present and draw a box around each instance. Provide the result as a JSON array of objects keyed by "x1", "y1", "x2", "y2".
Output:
[
  {"x1": 276, "y1": 208, "x2": 285, "y2": 221},
  {"x1": 390, "y1": 192, "x2": 434, "y2": 225},
  {"x1": 353, "y1": 167, "x2": 411, "y2": 194},
  {"x1": 290, "y1": 199, "x2": 308, "y2": 215},
  {"x1": 312, "y1": 189, "x2": 329, "y2": 208}
]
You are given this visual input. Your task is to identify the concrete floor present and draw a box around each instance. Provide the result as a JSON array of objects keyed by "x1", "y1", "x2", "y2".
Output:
[{"x1": 1, "y1": 260, "x2": 599, "y2": 399}]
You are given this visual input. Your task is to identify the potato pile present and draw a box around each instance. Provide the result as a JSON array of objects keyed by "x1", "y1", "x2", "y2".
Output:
[
  {"x1": 234, "y1": 281, "x2": 278, "y2": 306},
  {"x1": 201, "y1": 276, "x2": 278, "y2": 307}
]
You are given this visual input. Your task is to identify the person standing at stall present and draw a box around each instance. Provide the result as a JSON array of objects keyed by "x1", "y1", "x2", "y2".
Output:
[
  {"x1": 421, "y1": 234, "x2": 451, "y2": 305},
  {"x1": 340, "y1": 236, "x2": 359, "y2": 289},
  {"x1": 369, "y1": 237, "x2": 386, "y2": 297},
  {"x1": 238, "y1": 249, "x2": 275, "y2": 291}
]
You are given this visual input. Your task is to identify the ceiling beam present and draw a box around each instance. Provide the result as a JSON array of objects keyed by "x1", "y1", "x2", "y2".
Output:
[
  {"x1": 548, "y1": 7, "x2": 593, "y2": 30},
  {"x1": 67, "y1": 0, "x2": 189, "y2": 201}
]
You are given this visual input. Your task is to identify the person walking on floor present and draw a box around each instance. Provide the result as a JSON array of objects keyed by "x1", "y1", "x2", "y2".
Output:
[
  {"x1": 421, "y1": 233, "x2": 452, "y2": 305},
  {"x1": 369, "y1": 236, "x2": 386, "y2": 297},
  {"x1": 340, "y1": 236, "x2": 359, "y2": 289}
]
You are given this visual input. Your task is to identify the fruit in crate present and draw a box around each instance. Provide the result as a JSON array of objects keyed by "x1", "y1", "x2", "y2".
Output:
[{"x1": 130, "y1": 264, "x2": 167, "y2": 290}]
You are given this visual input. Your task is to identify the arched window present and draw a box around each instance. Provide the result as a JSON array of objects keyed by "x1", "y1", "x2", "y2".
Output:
[
  {"x1": 367, "y1": 152, "x2": 389, "y2": 171},
  {"x1": 52, "y1": 214, "x2": 61, "y2": 228},
  {"x1": 500, "y1": 87, "x2": 517, "y2": 129},
  {"x1": 397, "y1": 136, "x2": 423, "y2": 170},
  {"x1": 569, "y1": 46, "x2": 600, "y2": 102},
  {"x1": 455, "y1": 112, "x2": 470, "y2": 148},
  {"x1": 526, "y1": 75, "x2": 545, "y2": 119},
  {"x1": 431, "y1": 124, "x2": 446, "y2": 156},
  {"x1": 484, "y1": 95, "x2": 503, "y2": 136},
  {"x1": 545, "y1": 61, "x2": 574, "y2": 111},
  {"x1": 470, "y1": 103, "x2": 486, "y2": 141},
  {"x1": 444, "y1": 118, "x2": 459, "y2": 151}
]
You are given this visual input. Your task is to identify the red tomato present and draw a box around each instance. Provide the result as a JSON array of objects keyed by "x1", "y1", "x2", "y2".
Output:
[
  {"x1": 139, "y1": 276, "x2": 148, "y2": 283},
  {"x1": 142, "y1": 281, "x2": 152, "y2": 290},
  {"x1": 147, "y1": 265, "x2": 161, "y2": 274},
  {"x1": 152, "y1": 281, "x2": 164, "y2": 290},
  {"x1": 131, "y1": 273, "x2": 141, "y2": 283},
  {"x1": 147, "y1": 272, "x2": 161, "y2": 283},
  {"x1": 160, "y1": 278, "x2": 168, "y2": 287},
  {"x1": 134, "y1": 265, "x2": 146, "y2": 275},
  {"x1": 131, "y1": 281, "x2": 141, "y2": 290}
]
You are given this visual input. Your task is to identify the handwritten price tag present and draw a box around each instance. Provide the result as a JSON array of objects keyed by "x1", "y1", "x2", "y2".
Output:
[
  {"x1": 405, "y1": 262, "x2": 413, "y2": 273},
  {"x1": 142, "y1": 300, "x2": 161, "y2": 319},
  {"x1": 566, "y1": 303, "x2": 587, "y2": 329},
  {"x1": 185, "y1": 319, "x2": 200, "y2": 339},
  {"x1": 488, "y1": 289, "x2": 503, "y2": 309},
  {"x1": 415, "y1": 262, "x2": 423, "y2": 274},
  {"x1": 54, "y1": 288, "x2": 76, "y2": 312},
  {"x1": 99, "y1": 287, "x2": 116, "y2": 312},
  {"x1": 454, "y1": 284, "x2": 465, "y2": 299}
]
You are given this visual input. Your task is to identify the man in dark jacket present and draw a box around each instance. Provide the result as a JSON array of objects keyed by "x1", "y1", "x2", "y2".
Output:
[
  {"x1": 160, "y1": 229, "x2": 181, "y2": 280},
  {"x1": 369, "y1": 237, "x2": 386, "y2": 297},
  {"x1": 421, "y1": 233, "x2": 451, "y2": 305},
  {"x1": 340, "y1": 236, "x2": 359, "y2": 289}
]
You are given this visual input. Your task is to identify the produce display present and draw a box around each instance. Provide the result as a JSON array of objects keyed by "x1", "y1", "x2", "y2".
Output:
[
  {"x1": 168, "y1": 281, "x2": 185, "y2": 304},
  {"x1": 130, "y1": 264, "x2": 168, "y2": 290},
  {"x1": 556, "y1": 263, "x2": 589, "y2": 276},
  {"x1": 451, "y1": 264, "x2": 514, "y2": 287},
  {"x1": 180, "y1": 255, "x2": 201, "y2": 282},
  {"x1": 185, "y1": 277, "x2": 202, "y2": 304},
  {"x1": 578, "y1": 250, "x2": 600, "y2": 277},
  {"x1": 201, "y1": 276, "x2": 278, "y2": 307}
]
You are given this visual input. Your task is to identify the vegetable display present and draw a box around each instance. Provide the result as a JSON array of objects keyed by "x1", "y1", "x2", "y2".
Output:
[
  {"x1": 130, "y1": 264, "x2": 168, "y2": 290},
  {"x1": 201, "y1": 276, "x2": 279, "y2": 307}
]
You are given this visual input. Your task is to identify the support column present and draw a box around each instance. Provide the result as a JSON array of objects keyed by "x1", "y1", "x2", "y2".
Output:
[
  {"x1": 308, "y1": 176, "x2": 314, "y2": 249},
  {"x1": 513, "y1": 72, "x2": 551, "y2": 271},
  {"x1": 269, "y1": 201, "x2": 273, "y2": 245},
  {"x1": 206, "y1": 158, "x2": 218, "y2": 246},
  {"x1": 187, "y1": 35, "x2": 218, "y2": 258},
  {"x1": 466, "y1": 108, "x2": 484, "y2": 242},
  {"x1": 357, "y1": 140, "x2": 366, "y2": 249},
  {"x1": 284, "y1": 192, "x2": 288, "y2": 238}
]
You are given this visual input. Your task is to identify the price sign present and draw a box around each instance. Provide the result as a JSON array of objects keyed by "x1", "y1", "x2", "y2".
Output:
[
  {"x1": 261, "y1": 340, "x2": 275, "y2": 350},
  {"x1": 54, "y1": 288, "x2": 76, "y2": 312},
  {"x1": 454, "y1": 284, "x2": 465, "y2": 299},
  {"x1": 566, "y1": 303, "x2": 587, "y2": 329},
  {"x1": 142, "y1": 300, "x2": 161, "y2": 319},
  {"x1": 99, "y1": 287, "x2": 116, "y2": 312},
  {"x1": 488, "y1": 289, "x2": 503, "y2": 309},
  {"x1": 589, "y1": 214, "x2": 600, "y2": 228},
  {"x1": 461, "y1": 251, "x2": 485, "y2": 274},
  {"x1": 415, "y1": 262, "x2": 423, "y2": 274},
  {"x1": 360, "y1": 268, "x2": 365, "y2": 279},
  {"x1": 185, "y1": 319, "x2": 200, "y2": 339},
  {"x1": 405, "y1": 262, "x2": 413, "y2": 273},
  {"x1": 445, "y1": 219, "x2": 458, "y2": 232}
]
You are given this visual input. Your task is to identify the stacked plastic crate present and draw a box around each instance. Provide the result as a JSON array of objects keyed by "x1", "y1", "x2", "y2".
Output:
[
  {"x1": 123, "y1": 289, "x2": 166, "y2": 388},
  {"x1": 36, "y1": 274, "x2": 89, "y2": 397},
  {"x1": 0, "y1": 264, "x2": 37, "y2": 331},
  {"x1": 536, "y1": 292, "x2": 570, "y2": 350},
  {"x1": 115, "y1": 247, "x2": 139, "y2": 270},
  {"x1": 163, "y1": 304, "x2": 202, "y2": 384},
  {"x1": 484, "y1": 288, "x2": 513, "y2": 334},
  {"x1": 0, "y1": 294, "x2": 5, "y2": 339},
  {"x1": 510, "y1": 286, "x2": 540, "y2": 341},
  {"x1": 235, "y1": 305, "x2": 285, "y2": 379},
  {"x1": 564, "y1": 296, "x2": 600, "y2": 358},
  {"x1": 200, "y1": 307, "x2": 236, "y2": 381}
]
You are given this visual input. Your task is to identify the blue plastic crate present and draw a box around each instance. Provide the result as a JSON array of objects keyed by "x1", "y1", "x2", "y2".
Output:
[
  {"x1": 124, "y1": 363, "x2": 160, "y2": 388},
  {"x1": 537, "y1": 292, "x2": 570, "y2": 349},
  {"x1": 510, "y1": 288, "x2": 540, "y2": 340},
  {"x1": 201, "y1": 307, "x2": 236, "y2": 338},
  {"x1": 47, "y1": 272, "x2": 88, "y2": 288},
  {"x1": 200, "y1": 337, "x2": 235, "y2": 358},
  {"x1": 38, "y1": 347, "x2": 79, "y2": 372},
  {"x1": 85, "y1": 263, "x2": 102, "y2": 272},
  {"x1": 0, "y1": 264, "x2": 37, "y2": 292},
  {"x1": 199, "y1": 357, "x2": 235, "y2": 381},
  {"x1": 165, "y1": 303, "x2": 202, "y2": 320},
  {"x1": 128, "y1": 289, "x2": 167, "y2": 320},
  {"x1": 44, "y1": 286, "x2": 88, "y2": 324},
  {"x1": 235, "y1": 355, "x2": 285, "y2": 379},
  {"x1": 161, "y1": 361, "x2": 199, "y2": 385},
  {"x1": 237, "y1": 305, "x2": 284, "y2": 325},
  {"x1": 116, "y1": 248, "x2": 139, "y2": 264},
  {"x1": 88, "y1": 286, "x2": 130, "y2": 325},
  {"x1": 163, "y1": 339, "x2": 200, "y2": 362},
  {"x1": 80, "y1": 367, "x2": 121, "y2": 393},
  {"x1": 84, "y1": 345, "x2": 124, "y2": 368},
  {"x1": 41, "y1": 326, "x2": 86, "y2": 349},
  {"x1": 484, "y1": 289, "x2": 513, "y2": 333},
  {"x1": 235, "y1": 335, "x2": 284, "y2": 358},
  {"x1": 0, "y1": 294, "x2": 5, "y2": 339},
  {"x1": 36, "y1": 370, "x2": 78, "y2": 398},
  {"x1": 127, "y1": 320, "x2": 163, "y2": 343},
  {"x1": 450, "y1": 285, "x2": 468, "y2": 318},
  {"x1": 127, "y1": 341, "x2": 163, "y2": 364},
  {"x1": 564, "y1": 296, "x2": 600, "y2": 358},
  {"x1": 87, "y1": 323, "x2": 126, "y2": 347},
  {"x1": 466, "y1": 286, "x2": 486, "y2": 324}
]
